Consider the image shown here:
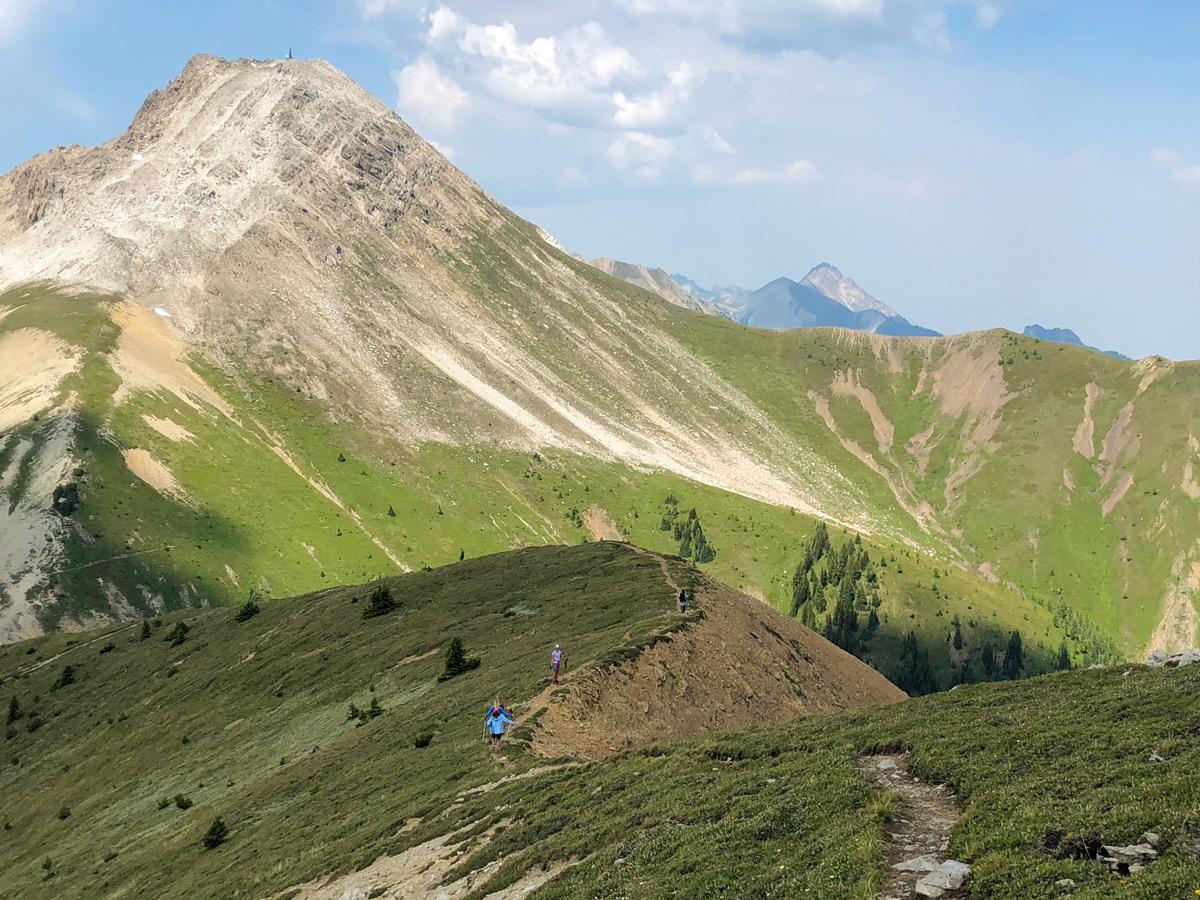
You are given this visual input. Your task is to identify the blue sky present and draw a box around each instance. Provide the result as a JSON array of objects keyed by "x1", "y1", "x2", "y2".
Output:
[{"x1": 1, "y1": 1, "x2": 1197, "y2": 359}]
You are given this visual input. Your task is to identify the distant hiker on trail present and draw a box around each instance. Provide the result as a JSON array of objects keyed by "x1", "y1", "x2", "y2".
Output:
[
  {"x1": 460, "y1": 549, "x2": 465, "y2": 561},
  {"x1": 678, "y1": 588, "x2": 689, "y2": 614},
  {"x1": 551, "y1": 644, "x2": 564, "y2": 684},
  {"x1": 486, "y1": 706, "x2": 514, "y2": 751}
]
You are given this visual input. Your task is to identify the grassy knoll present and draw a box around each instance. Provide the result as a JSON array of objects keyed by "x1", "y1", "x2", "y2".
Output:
[{"x1": 0, "y1": 544, "x2": 1195, "y2": 900}]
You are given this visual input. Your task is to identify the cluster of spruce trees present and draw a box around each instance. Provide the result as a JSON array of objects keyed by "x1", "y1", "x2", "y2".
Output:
[
  {"x1": 659, "y1": 497, "x2": 716, "y2": 563},
  {"x1": 787, "y1": 523, "x2": 1069, "y2": 696},
  {"x1": 788, "y1": 523, "x2": 880, "y2": 654}
]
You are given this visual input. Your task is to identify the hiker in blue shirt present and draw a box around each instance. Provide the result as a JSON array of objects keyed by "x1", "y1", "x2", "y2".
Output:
[{"x1": 486, "y1": 705, "x2": 515, "y2": 751}]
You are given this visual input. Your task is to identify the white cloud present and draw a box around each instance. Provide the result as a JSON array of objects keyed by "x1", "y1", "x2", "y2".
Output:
[
  {"x1": 975, "y1": 2, "x2": 1000, "y2": 28},
  {"x1": 693, "y1": 163, "x2": 716, "y2": 183},
  {"x1": 357, "y1": 0, "x2": 406, "y2": 19},
  {"x1": 431, "y1": 11, "x2": 640, "y2": 110},
  {"x1": 730, "y1": 160, "x2": 821, "y2": 185},
  {"x1": 394, "y1": 56, "x2": 469, "y2": 132},
  {"x1": 612, "y1": 63, "x2": 700, "y2": 128},
  {"x1": 1172, "y1": 166, "x2": 1200, "y2": 186},
  {"x1": 606, "y1": 131, "x2": 674, "y2": 175},
  {"x1": 703, "y1": 126, "x2": 735, "y2": 154},
  {"x1": 1151, "y1": 149, "x2": 1200, "y2": 186},
  {"x1": 1151, "y1": 148, "x2": 1181, "y2": 169}
]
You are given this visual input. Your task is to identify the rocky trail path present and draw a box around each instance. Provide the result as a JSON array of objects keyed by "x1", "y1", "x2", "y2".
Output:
[{"x1": 858, "y1": 754, "x2": 969, "y2": 899}]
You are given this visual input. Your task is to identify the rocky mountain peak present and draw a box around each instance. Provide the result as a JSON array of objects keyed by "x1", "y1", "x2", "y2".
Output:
[
  {"x1": 800, "y1": 263, "x2": 899, "y2": 318},
  {"x1": 0, "y1": 53, "x2": 481, "y2": 302}
]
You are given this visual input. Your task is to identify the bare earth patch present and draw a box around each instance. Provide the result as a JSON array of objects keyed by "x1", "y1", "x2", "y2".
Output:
[
  {"x1": 1147, "y1": 550, "x2": 1200, "y2": 655},
  {"x1": 0, "y1": 327, "x2": 82, "y2": 430},
  {"x1": 1073, "y1": 382, "x2": 1103, "y2": 458},
  {"x1": 108, "y1": 302, "x2": 232, "y2": 415},
  {"x1": 278, "y1": 822, "x2": 576, "y2": 900},
  {"x1": 121, "y1": 448, "x2": 192, "y2": 505},
  {"x1": 141, "y1": 414, "x2": 195, "y2": 442},
  {"x1": 582, "y1": 505, "x2": 622, "y2": 541}
]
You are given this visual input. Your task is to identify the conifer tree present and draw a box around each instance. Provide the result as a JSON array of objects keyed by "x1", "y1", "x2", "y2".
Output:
[
  {"x1": 1056, "y1": 640, "x2": 1071, "y2": 671},
  {"x1": 1002, "y1": 630, "x2": 1025, "y2": 680}
]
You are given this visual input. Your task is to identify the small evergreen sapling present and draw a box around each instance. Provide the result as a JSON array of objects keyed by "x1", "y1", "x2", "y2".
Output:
[
  {"x1": 361, "y1": 585, "x2": 397, "y2": 619},
  {"x1": 202, "y1": 817, "x2": 228, "y2": 850},
  {"x1": 438, "y1": 637, "x2": 481, "y2": 682},
  {"x1": 234, "y1": 589, "x2": 261, "y2": 623}
]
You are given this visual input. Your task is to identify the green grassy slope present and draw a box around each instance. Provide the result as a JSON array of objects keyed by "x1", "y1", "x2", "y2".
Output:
[
  {"x1": 2, "y1": 285, "x2": 1085, "y2": 688},
  {"x1": 642, "y1": 299, "x2": 1200, "y2": 655},
  {"x1": 0, "y1": 545, "x2": 1195, "y2": 900}
]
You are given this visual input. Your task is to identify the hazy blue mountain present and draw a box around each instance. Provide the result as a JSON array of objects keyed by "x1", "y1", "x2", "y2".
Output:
[
  {"x1": 671, "y1": 264, "x2": 939, "y2": 337},
  {"x1": 1023, "y1": 324, "x2": 1130, "y2": 360}
]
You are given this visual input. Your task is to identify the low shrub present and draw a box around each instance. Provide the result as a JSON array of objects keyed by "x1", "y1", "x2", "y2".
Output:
[
  {"x1": 361, "y1": 586, "x2": 397, "y2": 620},
  {"x1": 413, "y1": 731, "x2": 433, "y2": 748},
  {"x1": 202, "y1": 817, "x2": 228, "y2": 850}
]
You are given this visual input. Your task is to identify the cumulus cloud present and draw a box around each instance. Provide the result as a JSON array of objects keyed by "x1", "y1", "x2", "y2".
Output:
[
  {"x1": 427, "y1": 9, "x2": 640, "y2": 111},
  {"x1": 730, "y1": 160, "x2": 821, "y2": 185},
  {"x1": 612, "y1": 62, "x2": 700, "y2": 128},
  {"x1": 703, "y1": 127, "x2": 735, "y2": 154},
  {"x1": 606, "y1": 131, "x2": 674, "y2": 179},
  {"x1": 394, "y1": 56, "x2": 469, "y2": 131}
]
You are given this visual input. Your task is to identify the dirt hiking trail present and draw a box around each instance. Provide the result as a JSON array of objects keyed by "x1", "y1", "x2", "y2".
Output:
[{"x1": 859, "y1": 754, "x2": 963, "y2": 899}]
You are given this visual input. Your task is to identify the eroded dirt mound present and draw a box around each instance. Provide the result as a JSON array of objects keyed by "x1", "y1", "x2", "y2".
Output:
[{"x1": 530, "y1": 568, "x2": 906, "y2": 759}]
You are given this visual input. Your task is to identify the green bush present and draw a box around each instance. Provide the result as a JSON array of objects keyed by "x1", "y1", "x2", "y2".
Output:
[
  {"x1": 139, "y1": 620, "x2": 151, "y2": 640},
  {"x1": 49, "y1": 665, "x2": 75, "y2": 692},
  {"x1": 413, "y1": 731, "x2": 433, "y2": 748},
  {"x1": 438, "y1": 637, "x2": 480, "y2": 682},
  {"x1": 234, "y1": 589, "x2": 261, "y2": 623},
  {"x1": 56, "y1": 806, "x2": 70, "y2": 820},
  {"x1": 347, "y1": 697, "x2": 384, "y2": 726},
  {"x1": 173, "y1": 794, "x2": 193, "y2": 810},
  {"x1": 157, "y1": 797, "x2": 171, "y2": 810},
  {"x1": 163, "y1": 622, "x2": 189, "y2": 647},
  {"x1": 361, "y1": 585, "x2": 397, "y2": 619},
  {"x1": 201, "y1": 817, "x2": 228, "y2": 850}
]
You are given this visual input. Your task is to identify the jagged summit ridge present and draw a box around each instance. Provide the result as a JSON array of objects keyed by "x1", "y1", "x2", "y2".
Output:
[
  {"x1": 0, "y1": 53, "x2": 473, "y2": 303},
  {"x1": 800, "y1": 262, "x2": 899, "y2": 318}
]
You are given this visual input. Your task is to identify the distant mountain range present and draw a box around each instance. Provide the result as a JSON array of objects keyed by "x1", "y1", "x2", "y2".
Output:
[
  {"x1": 1023, "y1": 324, "x2": 1130, "y2": 360},
  {"x1": 592, "y1": 260, "x2": 940, "y2": 337}
]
